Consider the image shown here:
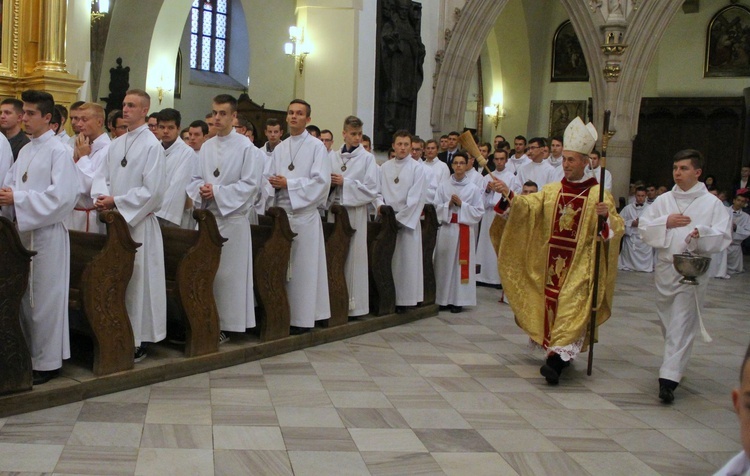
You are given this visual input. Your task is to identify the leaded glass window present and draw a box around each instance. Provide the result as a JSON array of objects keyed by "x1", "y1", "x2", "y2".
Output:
[{"x1": 190, "y1": 0, "x2": 229, "y2": 73}]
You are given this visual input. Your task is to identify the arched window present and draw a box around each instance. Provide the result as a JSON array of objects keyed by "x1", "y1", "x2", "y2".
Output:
[{"x1": 190, "y1": 0, "x2": 229, "y2": 73}]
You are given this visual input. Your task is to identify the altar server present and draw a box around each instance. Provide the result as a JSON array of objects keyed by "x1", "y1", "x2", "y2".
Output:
[{"x1": 618, "y1": 186, "x2": 654, "y2": 272}]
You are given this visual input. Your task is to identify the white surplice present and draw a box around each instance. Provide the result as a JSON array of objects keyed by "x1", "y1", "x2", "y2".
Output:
[
  {"x1": 0, "y1": 132, "x2": 12, "y2": 185},
  {"x1": 1, "y1": 130, "x2": 77, "y2": 371},
  {"x1": 585, "y1": 165, "x2": 613, "y2": 191},
  {"x1": 187, "y1": 130, "x2": 263, "y2": 332},
  {"x1": 516, "y1": 160, "x2": 556, "y2": 189},
  {"x1": 263, "y1": 130, "x2": 331, "y2": 327},
  {"x1": 421, "y1": 158, "x2": 450, "y2": 188},
  {"x1": 157, "y1": 137, "x2": 196, "y2": 227},
  {"x1": 91, "y1": 123, "x2": 167, "y2": 346},
  {"x1": 728, "y1": 207, "x2": 750, "y2": 274},
  {"x1": 507, "y1": 154, "x2": 530, "y2": 175},
  {"x1": 639, "y1": 182, "x2": 732, "y2": 383},
  {"x1": 475, "y1": 169, "x2": 520, "y2": 285},
  {"x1": 434, "y1": 176, "x2": 484, "y2": 306},
  {"x1": 618, "y1": 203, "x2": 654, "y2": 272},
  {"x1": 544, "y1": 155, "x2": 563, "y2": 169},
  {"x1": 375, "y1": 156, "x2": 426, "y2": 306},
  {"x1": 66, "y1": 133, "x2": 111, "y2": 233},
  {"x1": 327, "y1": 145, "x2": 379, "y2": 317}
]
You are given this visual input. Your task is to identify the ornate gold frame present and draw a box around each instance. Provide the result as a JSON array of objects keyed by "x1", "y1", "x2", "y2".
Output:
[{"x1": 0, "y1": 0, "x2": 20, "y2": 78}]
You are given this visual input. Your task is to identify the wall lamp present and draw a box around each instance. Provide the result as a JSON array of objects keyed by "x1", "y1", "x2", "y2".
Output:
[
  {"x1": 484, "y1": 103, "x2": 506, "y2": 129},
  {"x1": 284, "y1": 26, "x2": 311, "y2": 75}
]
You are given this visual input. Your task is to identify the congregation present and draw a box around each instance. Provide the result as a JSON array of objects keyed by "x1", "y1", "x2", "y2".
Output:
[{"x1": 0, "y1": 90, "x2": 745, "y2": 410}]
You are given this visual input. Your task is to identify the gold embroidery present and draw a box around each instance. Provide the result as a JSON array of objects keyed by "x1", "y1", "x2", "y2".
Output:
[
  {"x1": 557, "y1": 203, "x2": 581, "y2": 231},
  {"x1": 546, "y1": 255, "x2": 567, "y2": 285}
]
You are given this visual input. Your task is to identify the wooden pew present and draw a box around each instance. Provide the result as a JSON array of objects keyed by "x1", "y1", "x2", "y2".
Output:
[
  {"x1": 322, "y1": 204, "x2": 355, "y2": 327},
  {"x1": 69, "y1": 211, "x2": 139, "y2": 376},
  {"x1": 0, "y1": 217, "x2": 34, "y2": 395},
  {"x1": 161, "y1": 209, "x2": 226, "y2": 357},
  {"x1": 254, "y1": 207, "x2": 296, "y2": 341},
  {"x1": 367, "y1": 205, "x2": 398, "y2": 316},
  {"x1": 420, "y1": 204, "x2": 440, "y2": 306}
]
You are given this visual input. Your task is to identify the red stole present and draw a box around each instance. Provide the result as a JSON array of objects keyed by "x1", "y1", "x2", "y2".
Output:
[{"x1": 451, "y1": 213, "x2": 471, "y2": 284}]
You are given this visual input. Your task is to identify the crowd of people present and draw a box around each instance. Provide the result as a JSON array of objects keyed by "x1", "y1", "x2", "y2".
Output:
[{"x1": 0, "y1": 90, "x2": 744, "y2": 414}]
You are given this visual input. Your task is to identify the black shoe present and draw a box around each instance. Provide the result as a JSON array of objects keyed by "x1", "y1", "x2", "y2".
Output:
[
  {"x1": 32, "y1": 369, "x2": 59, "y2": 385},
  {"x1": 395, "y1": 306, "x2": 408, "y2": 314},
  {"x1": 439, "y1": 305, "x2": 451, "y2": 311},
  {"x1": 134, "y1": 346, "x2": 148, "y2": 363},
  {"x1": 450, "y1": 306, "x2": 463, "y2": 314},
  {"x1": 540, "y1": 363, "x2": 560, "y2": 385},
  {"x1": 290, "y1": 326, "x2": 312, "y2": 335},
  {"x1": 219, "y1": 331, "x2": 230, "y2": 345},
  {"x1": 658, "y1": 378, "x2": 678, "y2": 404}
]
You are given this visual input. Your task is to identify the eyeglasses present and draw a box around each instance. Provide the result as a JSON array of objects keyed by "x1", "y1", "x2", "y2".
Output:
[{"x1": 322, "y1": 138, "x2": 333, "y2": 143}]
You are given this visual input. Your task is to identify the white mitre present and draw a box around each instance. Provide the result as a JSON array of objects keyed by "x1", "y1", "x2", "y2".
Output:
[{"x1": 563, "y1": 117, "x2": 598, "y2": 155}]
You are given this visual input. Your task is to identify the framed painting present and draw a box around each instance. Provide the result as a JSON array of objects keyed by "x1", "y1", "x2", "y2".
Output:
[
  {"x1": 549, "y1": 100, "x2": 587, "y2": 138},
  {"x1": 705, "y1": 4, "x2": 750, "y2": 77},
  {"x1": 551, "y1": 20, "x2": 589, "y2": 82}
]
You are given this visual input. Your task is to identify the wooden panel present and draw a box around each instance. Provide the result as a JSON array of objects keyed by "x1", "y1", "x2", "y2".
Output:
[
  {"x1": 632, "y1": 97, "x2": 745, "y2": 192},
  {"x1": 322, "y1": 205, "x2": 355, "y2": 327}
]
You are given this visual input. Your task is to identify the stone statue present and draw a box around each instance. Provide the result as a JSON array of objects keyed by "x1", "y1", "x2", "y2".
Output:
[
  {"x1": 101, "y1": 58, "x2": 130, "y2": 117},
  {"x1": 376, "y1": 0, "x2": 426, "y2": 148}
]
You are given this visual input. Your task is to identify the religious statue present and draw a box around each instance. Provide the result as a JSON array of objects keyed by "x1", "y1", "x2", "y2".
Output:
[
  {"x1": 375, "y1": 0, "x2": 426, "y2": 149},
  {"x1": 101, "y1": 57, "x2": 130, "y2": 117}
]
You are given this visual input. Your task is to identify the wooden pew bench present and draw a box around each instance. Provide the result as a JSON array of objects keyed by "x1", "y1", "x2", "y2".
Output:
[
  {"x1": 321, "y1": 204, "x2": 355, "y2": 327},
  {"x1": 367, "y1": 205, "x2": 398, "y2": 316},
  {"x1": 161, "y1": 209, "x2": 225, "y2": 357},
  {"x1": 0, "y1": 217, "x2": 34, "y2": 395},
  {"x1": 420, "y1": 204, "x2": 439, "y2": 306},
  {"x1": 68, "y1": 211, "x2": 139, "y2": 376},
  {"x1": 254, "y1": 207, "x2": 296, "y2": 341}
]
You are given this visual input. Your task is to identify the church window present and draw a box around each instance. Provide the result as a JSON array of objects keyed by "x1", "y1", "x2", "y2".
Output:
[{"x1": 190, "y1": 0, "x2": 229, "y2": 74}]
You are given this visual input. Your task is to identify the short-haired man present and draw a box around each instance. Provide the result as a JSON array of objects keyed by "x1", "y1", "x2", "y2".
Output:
[
  {"x1": 67, "y1": 101, "x2": 85, "y2": 147},
  {"x1": 508, "y1": 135, "x2": 530, "y2": 174},
  {"x1": 320, "y1": 129, "x2": 334, "y2": 152},
  {"x1": 421, "y1": 138, "x2": 450, "y2": 187},
  {"x1": 735, "y1": 166, "x2": 750, "y2": 194},
  {"x1": 327, "y1": 115, "x2": 378, "y2": 318},
  {"x1": 434, "y1": 151, "x2": 484, "y2": 313},
  {"x1": 493, "y1": 135, "x2": 505, "y2": 150},
  {"x1": 361, "y1": 134, "x2": 372, "y2": 152},
  {"x1": 439, "y1": 134, "x2": 449, "y2": 152},
  {"x1": 438, "y1": 131, "x2": 460, "y2": 171},
  {"x1": 187, "y1": 94, "x2": 263, "y2": 341},
  {"x1": 639, "y1": 149, "x2": 732, "y2": 403},
  {"x1": 645, "y1": 184, "x2": 658, "y2": 204},
  {"x1": 585, "y1": 149, "x2": 612, "y2": 191},
  {"x1": 232, "y1": 115, "x2": 249, "y2": 136},
  {"x1": 306, "y1": 124, "x2": 321, "y2": 138},
  {"x1": 545, "y1": 136, "x2": 565, "y2": 182},
  {"x1": 516, "y1": 137, "x2": 555, "y2": 189},
  {"x1": 0, "y1": 90, "x2": 78, "y2": 385},
  {"x1": 617, "y1": 186, "x2": 654, "y2": 272},
  {"x1": 263, "y1": 118, "x2": 283, "y2": 156},
  {"x1": 147, "y1": 112, "x2": 159, "y2": 136},
  {"x1": 67, "y1": 102, "x2": 112, "y2": 233},
  {"x1": 155, "y1": 108, "x2": 197, "y2": 229},
  {"x1": 476, "y1": 148, "x2": 521, "y2": 287},
  {"x1": 374, "y1": 130, "x2": 427, "y2": 312},
  {"x1": 264, "y1": 99, "x2": 331, "y2": 333},
  {"x1": 495, "y1": 118, "x2": 623, "y2": 385},
  {"x1": 54, "y1": 104, "x2": 70, "y2": 142},
  {"x1": 727, "y1": 193, "x2": 750, "y2": 274},
  {"x1": 92, "y1": 89, "x2": 167, "y2": 363},
  {"x1": 107, "y1": 109, "x2": 127, "y2": 139},
  {"x1": 411, "y1": 137, "x2": 425, "y2": 160},
  {"x1": 715, "y1": 341, "x2": 750, "y2": 474},
  {"x1": 187, "y1": 120, "x2": 208, "y2": 152},
  {"x1": 205, "y1": 112, "x2": 217, "y2": 139},
  {"x1": 1, "y1": 98, "x2": 30, "y2": 160}
]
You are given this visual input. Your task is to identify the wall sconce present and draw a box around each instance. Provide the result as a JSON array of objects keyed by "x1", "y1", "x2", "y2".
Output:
[
  {"x1": 155, "y1": 76, "x2": 172, "y2": 105},
  {"x1": 484, "y1": 103, "x2": 506, "y2": 129},
  {"x1": 284, "y1": 26, "x2": 311, "y2": 75},
  {"x1": 91, "y1": 0, "x2": 110, "y2": 23}
]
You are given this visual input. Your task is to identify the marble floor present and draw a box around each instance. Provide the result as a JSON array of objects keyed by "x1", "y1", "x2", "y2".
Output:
[{"x1": 0, "y1": 268, "x2": 748, "y2": 475}]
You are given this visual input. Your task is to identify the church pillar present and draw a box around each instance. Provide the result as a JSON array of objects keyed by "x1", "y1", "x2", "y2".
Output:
[
  {"x1": 34, "y1": 0, "x2": 68, "y2": 73},
  {"x1": 0, "y1": 0, "x2": 84, "y2": 106},
  {"x1": 294, "y1": 0, "x2": 362, "y2": 131}
]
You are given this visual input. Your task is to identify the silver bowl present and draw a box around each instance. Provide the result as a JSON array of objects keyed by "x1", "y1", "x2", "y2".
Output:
[{"x1": 673, "y1": 253, "x2": 711, "y2": 285}]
